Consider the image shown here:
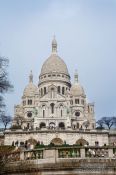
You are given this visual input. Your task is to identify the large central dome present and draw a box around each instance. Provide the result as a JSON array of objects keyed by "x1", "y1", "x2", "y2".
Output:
[
  {"x1": 40, "y1": 54, "x2": 69, "y2": 75},
  {"x1": 40, "y1": 37, "x2": 69, "y2": 76},
  {"x1": 39, "y1": 37, "x2": 71, "y2": 87}
]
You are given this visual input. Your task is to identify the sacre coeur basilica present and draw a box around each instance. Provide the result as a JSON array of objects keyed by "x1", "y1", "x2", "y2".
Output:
[{"x1": 4, "y1": 37, "x2": 110, "y2": 147}]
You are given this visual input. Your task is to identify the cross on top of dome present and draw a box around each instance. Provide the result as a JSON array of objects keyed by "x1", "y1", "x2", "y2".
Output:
[{"x1": 52, "y1": 35, "x2": 57, "y2": 54}]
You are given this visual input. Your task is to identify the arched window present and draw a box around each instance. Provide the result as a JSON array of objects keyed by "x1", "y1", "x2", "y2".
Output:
[
  {"x1": 62, "y1": 87, "x2": 65, "y2": 95},
  {"x1": 77, "y1": 123, "x2": 79, "y2": 128},
  {"x1": 50, "y1": 103, "x2": 55, "y2": 114},
  {"x1": 57, "y1": 86, "x2": 60, "y2": 93},
  {"x1": 40, "y1": 122, "x2": 46, "y2": 129},
  {"x1": 42, "y1": 105, "x2": 46, "y2": 117},
  {"x1": 59, "y1": 104, "x2": 63, "y2": 117},
  {"x1": 61, "y1": 109, "x2": 62, "y2": 117},
  {"x1": 28, "y1": 99, "x2": 32, "y2": 105},
  {"x1": 75, "y1": 99, "x2": 79, "y2": 104},
  {"x1": 51, "y1": 88, "x2": 55, "y2": 98},
  {"x1": 59, "y1": 122, "x2": 65, "y2": 129},
  {"x1": 44, "y1": 87, "x2": 46, "y2": 95}
]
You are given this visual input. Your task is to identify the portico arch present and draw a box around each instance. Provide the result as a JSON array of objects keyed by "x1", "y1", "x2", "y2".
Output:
[
  {"x1": 27, "y1": 138, "x2": 37, "y2": 146},
  {"x1": 50, "y1": 138, "x2": 63, "y2": 145},
  {"x1": 76, "y1": 138, "x2": 89, "y2": 146}
]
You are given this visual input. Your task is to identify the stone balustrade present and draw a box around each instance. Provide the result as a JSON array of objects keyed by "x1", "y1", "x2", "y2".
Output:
[{"x1": 19, "y1": 146, "x2": 116, "y2": 161}]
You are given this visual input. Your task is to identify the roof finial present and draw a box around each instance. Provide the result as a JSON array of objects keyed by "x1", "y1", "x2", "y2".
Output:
[
  {"x1": 29, "y1": 70, "x2": 33, "y2": 83},
  {"x1": 52, "y1": 35, "x2": 57, "y2": 54},
  {"x1": 74, "y1": 69, "x2": 78, "y2": 83}
]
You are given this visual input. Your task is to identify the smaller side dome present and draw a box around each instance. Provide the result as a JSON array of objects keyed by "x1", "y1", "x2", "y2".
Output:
[
  {"x1": 70, "y1": 71, "x2": 85, "y2": 96},
  {"x1": 23, "y1": 71, "x2": 37, "y2": 96},
  {"x1": 70, "y1": 83, "x2": 85, "y2": 96}
]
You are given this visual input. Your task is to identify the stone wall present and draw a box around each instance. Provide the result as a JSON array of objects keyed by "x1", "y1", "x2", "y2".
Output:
[
  {"x1": 3, "y1": 158, "x2": 116, "y2": 175},
  {"x1": 4, "y1": 130, "x2": 109, "y2": 146},
  {"x1": 109, "y1": 131, "x2": 116, "y2": 145}
]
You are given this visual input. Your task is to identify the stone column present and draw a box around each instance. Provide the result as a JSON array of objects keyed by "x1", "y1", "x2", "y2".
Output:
[
  {"x1": 108, "y1": 148, "x2": 114, "y2": 158},
  {"x1": 80, "y1": 148, "x2": 85, "y2": 158}
]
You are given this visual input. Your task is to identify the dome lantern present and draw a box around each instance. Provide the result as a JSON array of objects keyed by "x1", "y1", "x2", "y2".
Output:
[
  {"x1": 29, "y1": 70, "x2": 33, "y2": 83},
  {"x1": 74, "y1": 70, "x2": 78, "y2": 83},
  {"x1": 52, "y1": 35, "x2": 57, "y2": 54}
]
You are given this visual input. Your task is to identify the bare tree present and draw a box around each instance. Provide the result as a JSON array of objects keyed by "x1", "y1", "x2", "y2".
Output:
[
  {"x1": 113, "y1": 117, "x2": 116, "y2": 128},
  {"x1": 97, "y1": 117, "x2": 116, "y2": 130},
  {"x1": 102, "y1": 117, "x2": 115, "y2": 130},
  {"x1": 97, "y1": 119, "x2": 104, "y2": 129},
  {"x1": 0, "y1": 96, "x2": 5, "y2": 109},
  {"x1": 0, "y1": 57, "x2": 13, "y2": 94},
  {"x1": 0, "y1": 56, "x2": 13, "y2": 129},
  {"x1": 0, "y1": 113, "x2": 12, "y2": 130}
]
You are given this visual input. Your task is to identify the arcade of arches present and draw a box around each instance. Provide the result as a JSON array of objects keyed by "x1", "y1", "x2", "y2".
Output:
[{"x1": 24, "y1": 138, "x2": 89, "y2": 147}]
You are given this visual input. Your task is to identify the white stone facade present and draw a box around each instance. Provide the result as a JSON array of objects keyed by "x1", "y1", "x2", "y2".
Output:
[
  {"x1": 4, "y1": 38, "x2": 110, "y2": 146},
  {"x1": 14, "y1": 38, "x2": 96, "y2": 131}
]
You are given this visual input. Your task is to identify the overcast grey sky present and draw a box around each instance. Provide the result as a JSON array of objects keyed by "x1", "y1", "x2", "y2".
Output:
[{"x1": 0, "y1": 0, "x2": 116, "y2": 120}]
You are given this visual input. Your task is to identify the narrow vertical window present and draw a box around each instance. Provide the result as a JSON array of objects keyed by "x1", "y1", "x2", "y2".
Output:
[
  {"x1": 44, "y1": 87, "x2": 46, "y2": 95},
  {"x1": 61, "y1": 110, "x2": 62, "y2": 117},
  {"x1": 62, "y1": 87, "x2": 64, "y2": 95},
  {"x1": 43, "y1": 110, "x2": 45, "y2": 118},
  {"x1": 58, "y1": 86, "x2": 60, "y2": 93},
  {"x1": 50, "y1": 103, "x2": 55, "y2": 114},
  {"x1": 75, "y1": 99, "x2": 79, "y2": 104},
  {"x1": 51, "y1": 88, "x2": 54, "y2": 98}
]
